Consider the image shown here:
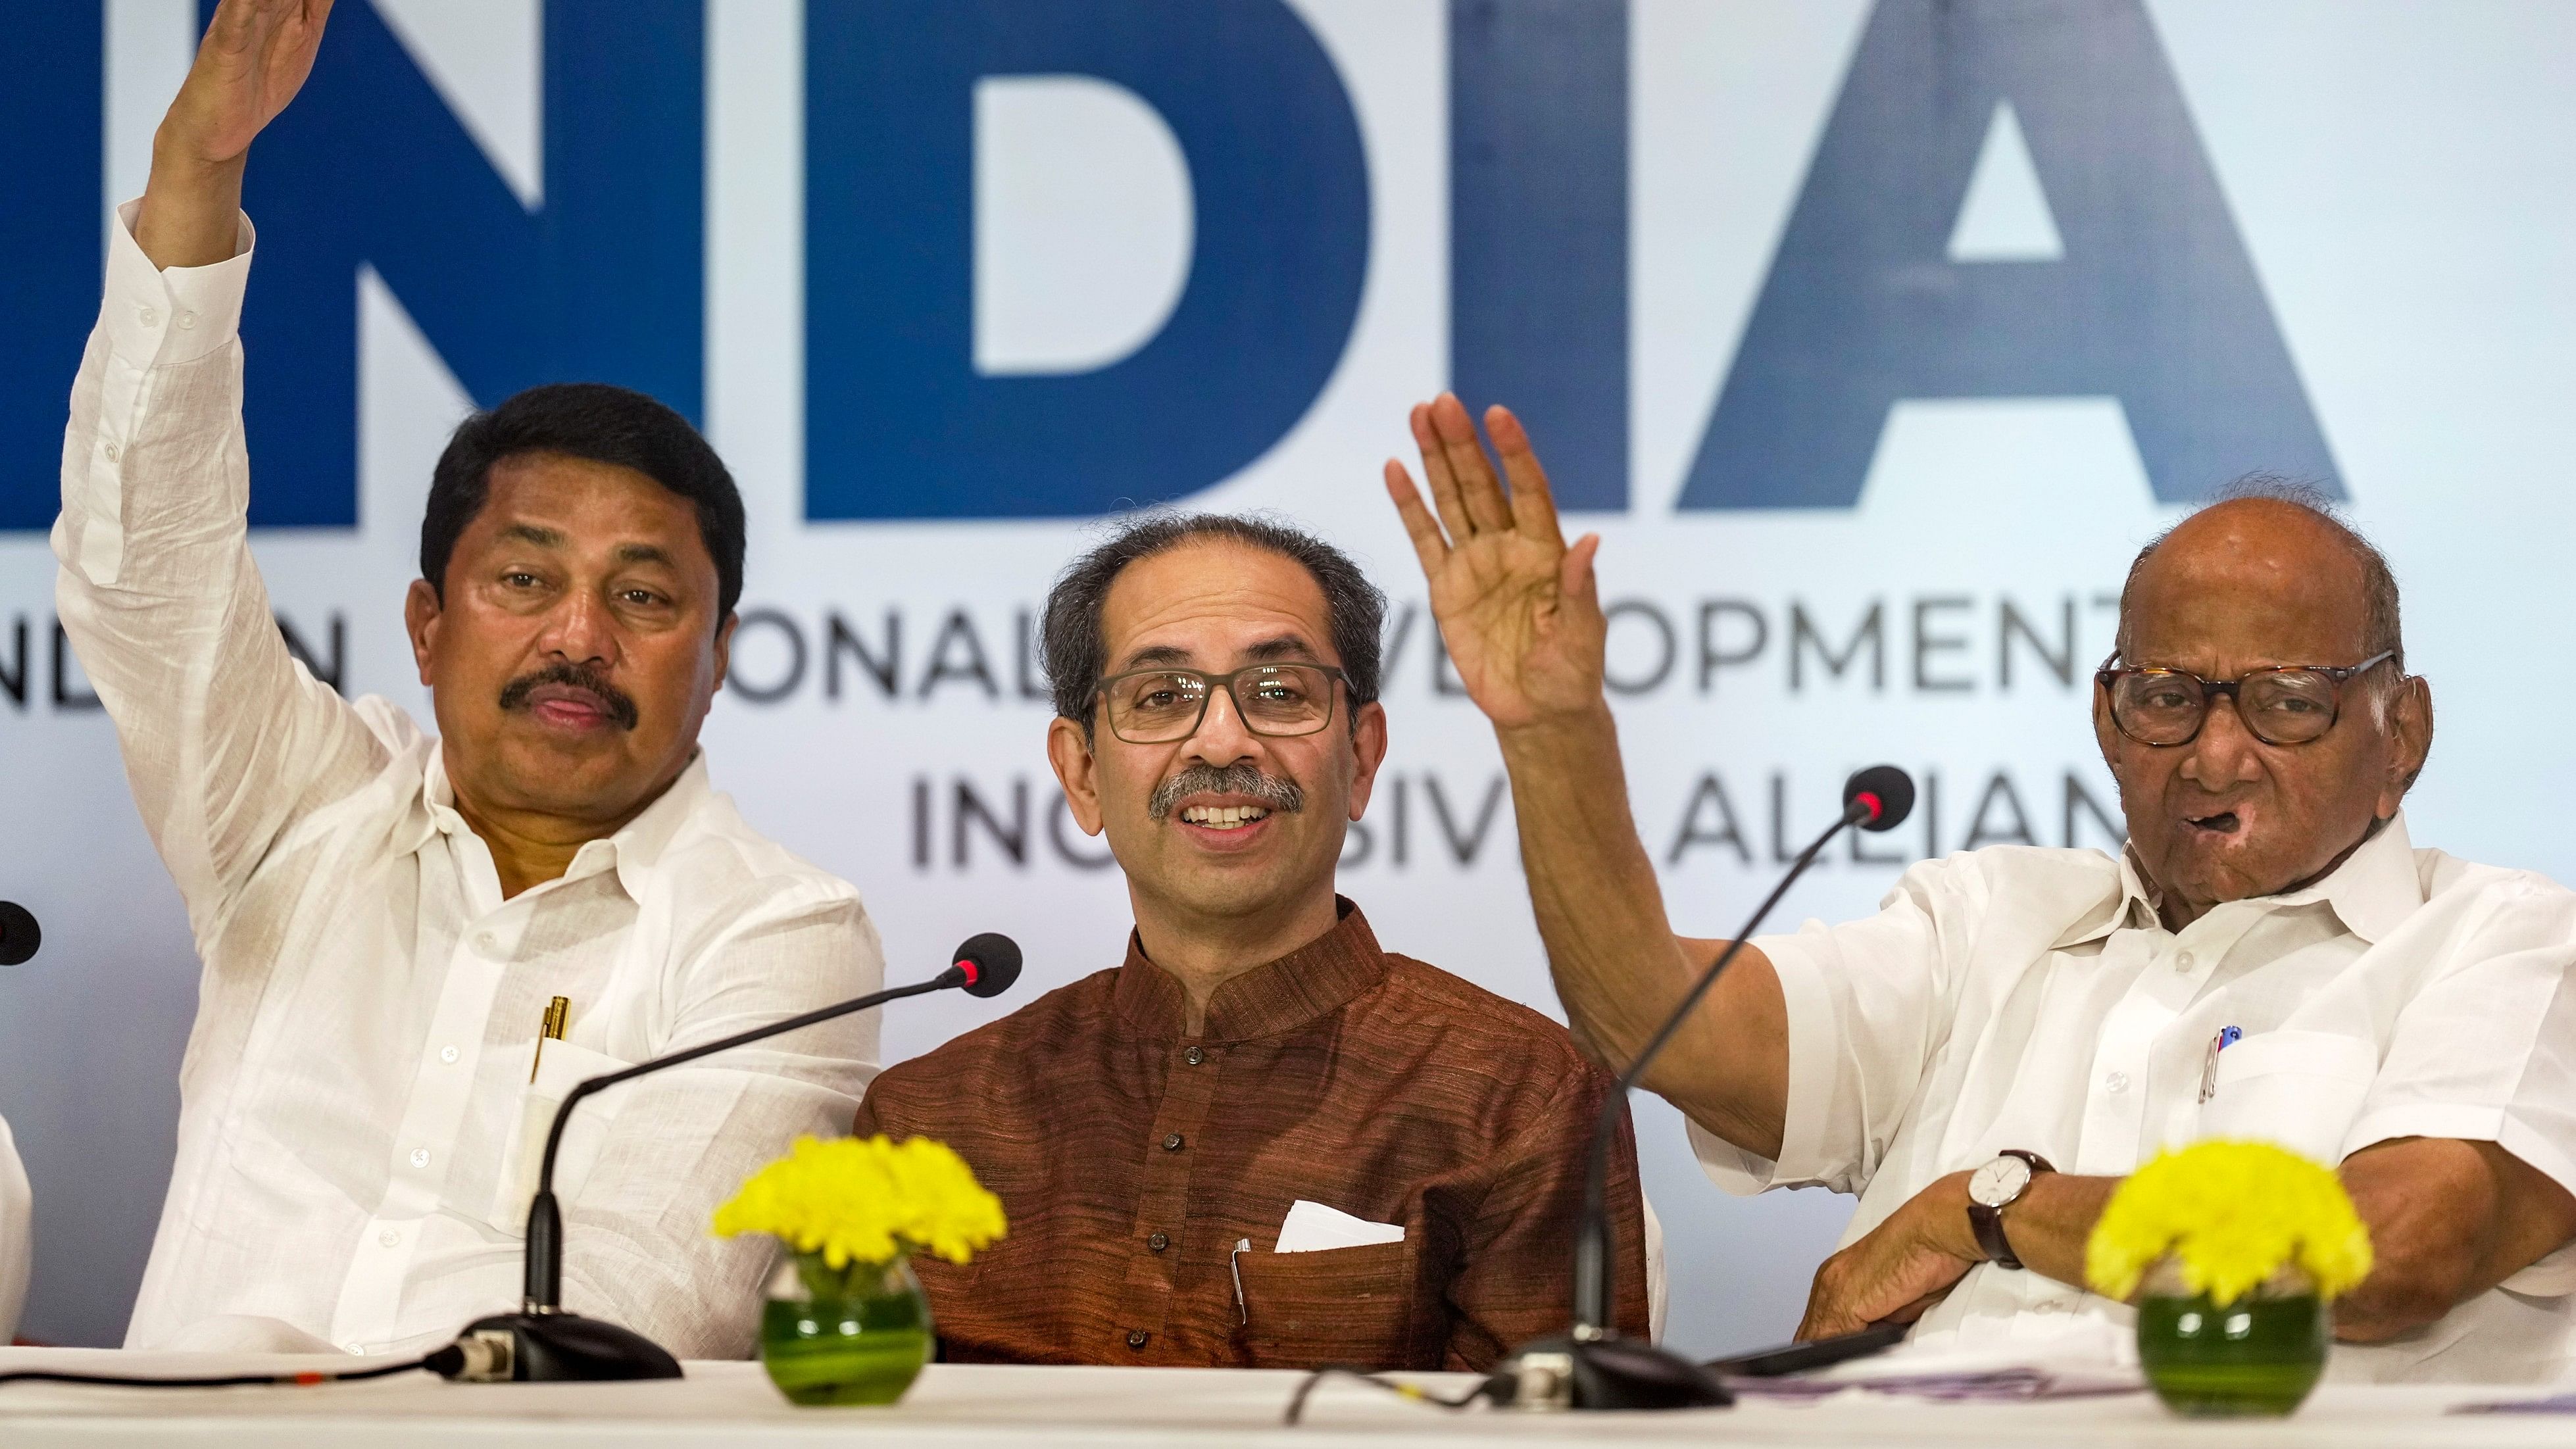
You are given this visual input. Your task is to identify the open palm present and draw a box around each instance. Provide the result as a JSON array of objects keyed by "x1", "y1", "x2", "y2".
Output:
[
  {"x1": 166, "y1": 0, "x2": 335, "y2": 166},
  {"x1": 1384, "y1": 396, "x2": 1607, "y2": 733}
]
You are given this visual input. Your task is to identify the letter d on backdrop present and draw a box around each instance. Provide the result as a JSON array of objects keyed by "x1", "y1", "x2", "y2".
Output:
[{"x1": 803, "y1": 0, "x2": 1370, "y2": 520}]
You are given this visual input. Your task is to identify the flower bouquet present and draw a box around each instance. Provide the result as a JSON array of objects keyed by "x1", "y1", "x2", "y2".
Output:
[
  {"x1": 714, "y1": 1133, "x2": 1006, "y2": 1405},
  {"x1": 2085, "y1": 1140, "x2": 2372, "y2": 1417}
]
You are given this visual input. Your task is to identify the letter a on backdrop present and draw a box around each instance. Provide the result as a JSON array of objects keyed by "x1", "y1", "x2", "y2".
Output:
[{"x1": 1681, "y1": 0, "x2": 2341, "y2": 510}]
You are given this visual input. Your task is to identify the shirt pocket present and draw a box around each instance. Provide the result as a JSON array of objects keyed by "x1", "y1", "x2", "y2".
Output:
[
  {"x1": 1234, "y1": 1240, "x2": 1416, "y2": 1369},
  {"x1": 487, "y1": 1037, "x2": 636, "y2": 1234},
  {"x1": 2195, "y1": 1029, "x2": 2378, "y2": 1165}
]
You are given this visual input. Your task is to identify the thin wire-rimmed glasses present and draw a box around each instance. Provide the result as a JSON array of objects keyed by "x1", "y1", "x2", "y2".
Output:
[
  {"x1": 1096, "y1": 664, "x2": 1349, "y2": 744},
  {"x1": 2094, "y1": 650, "x2": 2396, "y2": 747}
]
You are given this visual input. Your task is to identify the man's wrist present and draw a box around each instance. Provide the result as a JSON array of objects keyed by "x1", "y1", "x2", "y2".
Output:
[
  {"x1": 1926, "y1": 1171, "x2": 1986, "y2": 1262},
  {"x1": 1494, "y1": 700, "x2": 1620, "y2": 761}
]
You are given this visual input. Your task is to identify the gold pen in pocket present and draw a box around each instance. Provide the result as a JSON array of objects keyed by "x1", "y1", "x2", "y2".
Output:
[{"x1": 531, "y1": 996, "x2": 570, "y2": 1083}]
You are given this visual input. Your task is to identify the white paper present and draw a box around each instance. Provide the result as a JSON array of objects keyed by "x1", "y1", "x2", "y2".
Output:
[{"x1": 1274, "y1": 1198, "x2": 1405, "y2": 1254}]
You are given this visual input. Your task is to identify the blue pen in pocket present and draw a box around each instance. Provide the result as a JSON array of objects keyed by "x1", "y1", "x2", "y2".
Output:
[{"x1": 2198, "y1": 1025, "x2": 2243, "y2": 1104}]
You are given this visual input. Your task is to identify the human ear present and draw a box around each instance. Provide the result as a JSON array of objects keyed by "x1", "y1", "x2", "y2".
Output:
[
  {"x1": 404, "y1": 579, "x2": 442, "y2": 688},
  {"x1": 2380, "y1": 675, "x2": 2435, "y2": 815},
  {"x1": 1047, "y1": 716, "x2": 1106, "y2": 835},
  {"x1": 710, "y1": 611, "x2": 738, "y2": 696},
  {"x1": 1345, "y1": 701, "x2": 1390, "y2": 821}
]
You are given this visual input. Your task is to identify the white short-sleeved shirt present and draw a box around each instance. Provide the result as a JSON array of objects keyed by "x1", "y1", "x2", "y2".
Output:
[
  {"x1": 1693, "y1": 813, "x2": 2576, "y2": 1381},
  {"x1": 56, "y1": 203, "x2": 887, "y2": 1358}
]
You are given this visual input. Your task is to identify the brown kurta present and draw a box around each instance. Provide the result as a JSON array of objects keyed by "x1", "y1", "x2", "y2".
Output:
[{"x1": 854, "y1": 900, "x2": 1652, "y2": 1371}]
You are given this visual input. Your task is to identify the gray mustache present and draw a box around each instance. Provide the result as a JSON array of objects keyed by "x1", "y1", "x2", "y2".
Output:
[{"x1": 1148, "y1": 764, "x2": 1305, "y2": 820}]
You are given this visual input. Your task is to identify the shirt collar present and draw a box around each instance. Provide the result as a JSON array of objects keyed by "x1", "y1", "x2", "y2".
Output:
[
  {"x1": 2052, "y1": 810, "x2": 2423, "y2": 949},
  {"x1": 1111, "y1": 896, "x2": 1391, "y2": 1043},
  {"x1": 416, "y1": 745, "x2": 710, "y2": 903},
  {"x1": 2262, "y1": 810, "x2": 2423, "y2": 945}
]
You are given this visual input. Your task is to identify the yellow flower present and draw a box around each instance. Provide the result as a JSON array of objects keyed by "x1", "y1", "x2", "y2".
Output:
[
  {"x1": 2085, "y1": 1140, "x2": 2372, "y2": 1307},
  {"x1": 712, "y1": 1135, "x2": 1007, "y2": 1268}
]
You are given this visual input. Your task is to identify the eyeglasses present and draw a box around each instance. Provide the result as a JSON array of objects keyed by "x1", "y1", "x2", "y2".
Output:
[
  {"x1": 2094, "y1": 650, "x2": 2396, "y2": 747},
  {"x1": 1095, "y1": 664, "x2": 1347, "y2": 744}
]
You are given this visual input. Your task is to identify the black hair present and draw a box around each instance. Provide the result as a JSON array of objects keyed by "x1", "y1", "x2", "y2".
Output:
[
  {"x1": 420, "y1": 382, "x2": 746, "y2": 621},
  {"x1": 1041, "y1": 512, "x2": 1387, "y2": 733}
]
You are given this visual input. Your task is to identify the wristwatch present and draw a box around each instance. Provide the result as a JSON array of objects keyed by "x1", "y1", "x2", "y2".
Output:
[{"x1": 1966, "y1": 1150, "x2": 2055, "y2": 1270}]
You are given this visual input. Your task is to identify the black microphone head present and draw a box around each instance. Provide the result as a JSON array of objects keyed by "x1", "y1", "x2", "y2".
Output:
[
  {"x1": 952, "y1": 933, "x2": 1022, "y2": 998},
  {"x1": 0, "y1": 901, "x2": 37, "y2": 967},
  {"x1": 1843, "y1": 766, "x2": 1916, "y2": 833}
]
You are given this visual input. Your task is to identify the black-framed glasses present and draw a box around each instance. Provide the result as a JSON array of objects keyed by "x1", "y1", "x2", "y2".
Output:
[
  {"x1": 1095, "y1": 664, "x2": 1348, "y2": 744},
  {"x1": 2094, "y1": 650, "x2": 2396, "y2": 747}
]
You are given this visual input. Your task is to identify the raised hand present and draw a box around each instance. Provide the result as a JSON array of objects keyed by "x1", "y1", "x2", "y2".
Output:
[
  {"x1": 1383, "y1": 395, "x2": 1607, "y2": 733},
  {"x1": 138, "y1": 0, "x2": 335, "y2": 268}
]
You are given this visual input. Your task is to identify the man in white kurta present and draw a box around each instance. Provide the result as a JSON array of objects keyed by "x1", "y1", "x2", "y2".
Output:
[
  {"x1": 1386, "y1": 391, "x2": 2576, "y2": 1381},
  {"x1": 55, "y1": 1, "x2": 883, "y2": 1357}
]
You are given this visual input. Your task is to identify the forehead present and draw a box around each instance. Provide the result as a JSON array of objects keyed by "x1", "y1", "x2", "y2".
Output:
[
  {"x1": 468, "y1": 453, "x2": 710, "y2": 562},
  {"x1": 2123, "y1": 504, "x2": 2371, "y2": 668},
  {"x1": 1099, "y1": 539, "x2": 1336, "y2": 666}
]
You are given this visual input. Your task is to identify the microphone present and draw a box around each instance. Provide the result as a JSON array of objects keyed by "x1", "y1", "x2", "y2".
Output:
[
  {"x1": 1499, "y1": 767, "x2": 1916, "y2": 1412},
  {"x1": 0, "y1": 902, "x2": 37, "y2": 966},
  {"x1": 441, "y1": 932, "x2": 1024, "y2": 1383}
]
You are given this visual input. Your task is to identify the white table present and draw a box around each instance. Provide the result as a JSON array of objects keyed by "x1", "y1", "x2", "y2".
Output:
[{"x1": 0, "y1": 1348, "x2": 2570, "y2": 1446}]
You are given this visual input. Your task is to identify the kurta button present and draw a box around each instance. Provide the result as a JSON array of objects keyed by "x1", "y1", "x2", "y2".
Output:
[
  {"x1": 1162, "y1": 1133, "x2": 1184, "y2": 1152},
  {"x1": 138, "y1": 307, "x2": 159, "y2": 328},
  {"x1": 1183, "y1": 1046, "x2": 1204, "y2": 1066},
  {"x1": 1147, "y1": 1233, "x2": 1170, "y2": 1252},
  {"x1": 1127, "y1": 1330, "x2": 1149, "y2": 1349},
  {"x1": 2104, "y1": 1071, "x2": 2131, "y2": 1094}
]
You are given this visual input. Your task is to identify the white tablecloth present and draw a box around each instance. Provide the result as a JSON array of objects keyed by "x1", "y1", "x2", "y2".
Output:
[{"x1": 0, "y1": 1348, "x2": 2571, "y2": 1446}]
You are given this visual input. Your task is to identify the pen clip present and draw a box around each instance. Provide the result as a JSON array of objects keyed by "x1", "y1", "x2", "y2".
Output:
[
  {"x1": 2198, "y1": 1025, "x2": 2241, "y2": 1104},
  {"x1": 1230, "y1": 1239, "x2": 1251, "y2": 1326},
  {"x1": 531, "y1": 996, "x2": 571, "y2": 1083}
]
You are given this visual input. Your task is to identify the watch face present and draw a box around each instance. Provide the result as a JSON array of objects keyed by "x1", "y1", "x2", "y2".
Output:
[{"x1": 1968, "y1": 1155, "x2": 2033, "y2": 1208}]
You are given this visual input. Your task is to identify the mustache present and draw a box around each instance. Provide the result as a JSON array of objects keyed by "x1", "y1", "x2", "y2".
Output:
[
  {"x1": 1148, "y1": 763, "x2": 1305, "y2": 820},
  {"x1": 497, "y1": 661, "x2": 641, "y2": 731}
]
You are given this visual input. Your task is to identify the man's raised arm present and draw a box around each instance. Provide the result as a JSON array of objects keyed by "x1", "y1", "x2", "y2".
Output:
[
  {"x1": 1382, "y1": 394, "x2": 1791, "y2": 1159},
  {"x1": 55, "y1": 0, "x2": 374, "y2": 936}
]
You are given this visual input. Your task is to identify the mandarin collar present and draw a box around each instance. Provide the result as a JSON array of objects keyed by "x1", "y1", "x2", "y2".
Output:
[
  {"x1": 1111, "y1": 897, "x2": 1391, "y2": 1043},
  {"x1": 417, "y1": 743, "x2": 710, "y2": 904}
]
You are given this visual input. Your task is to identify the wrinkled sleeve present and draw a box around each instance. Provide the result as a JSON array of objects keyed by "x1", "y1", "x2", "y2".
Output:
[
  {"x1": 1690, "y1": 856, "x2": 1971, "y2": 1198},
  {"x1": 2345, "y1": 878, "x2": 2576, "y2": 1199},
  {"x1": 53, "y1": 202, "x2": 385, "y2": 946},
  {"x1": 1442, "y1": 1066, "x2": 1652, "y2": 1371},
  {"x1": 558, "y1": 883, "x2": 887, "y2": 1357}
]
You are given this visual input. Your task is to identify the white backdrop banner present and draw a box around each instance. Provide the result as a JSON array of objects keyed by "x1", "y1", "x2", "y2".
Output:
[{"x1": 3, "y1": 0, "x2": 2574, "y2": 1351}]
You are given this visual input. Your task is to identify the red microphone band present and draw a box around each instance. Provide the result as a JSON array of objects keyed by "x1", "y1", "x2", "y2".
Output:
[
  {"x1": 1854, "y1": 791, "x2": 1884, "y2": 823},
  {"x1": 956, "y1": 959, "x2": 981, "y2": 987}
]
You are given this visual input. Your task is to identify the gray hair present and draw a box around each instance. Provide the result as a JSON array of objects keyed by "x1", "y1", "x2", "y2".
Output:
[
  {"x1": 2115, "y1": 474, "x2": 2404, "y2": 674},
  {"x1": 1040, "y1": 512, "x2": 1388, "y2": 733}
]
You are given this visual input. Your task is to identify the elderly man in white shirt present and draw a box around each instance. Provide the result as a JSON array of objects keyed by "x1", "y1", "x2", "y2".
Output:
[
  {"x1": 55, "y1": 0, "x2": 883, "y2": 1356},
  {"x1": 1387, "y1": 393, "x2": 2576, "y2": 1381}
]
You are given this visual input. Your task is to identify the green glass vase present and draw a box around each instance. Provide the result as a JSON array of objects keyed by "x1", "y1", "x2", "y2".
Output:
[
  {"x1": 758, "y1": 1252, "x2": 933, "y2": 1406},
  {"x1": 2135, "y1": 1261, "x2": 2329, "y2": 1417}
]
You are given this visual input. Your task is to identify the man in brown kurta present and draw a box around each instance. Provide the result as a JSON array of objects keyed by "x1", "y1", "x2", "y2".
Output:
[{"x1": 855, "y1": 514, "x2": 1650, "y2": 1371}]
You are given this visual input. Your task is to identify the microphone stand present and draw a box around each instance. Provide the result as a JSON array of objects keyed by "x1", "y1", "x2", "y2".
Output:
[
  {"x1": 1500, "y1": 769, "x2": 1912, "y2": 1411},
  {"x1": 447, "y1": 943, "x2": 1017, "y2": 1382}
]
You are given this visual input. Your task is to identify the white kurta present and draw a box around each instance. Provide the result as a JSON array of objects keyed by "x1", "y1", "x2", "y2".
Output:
[
  {"x1": 55, "y1": 203, "x2": 887, "y2": 1358},
  {"x1": 0, "y1": 1114, "x2": 28, "y2": 1341},
  {"x1": 1695, "y1": 814, "x2": 2576, "y2": 1381}
]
